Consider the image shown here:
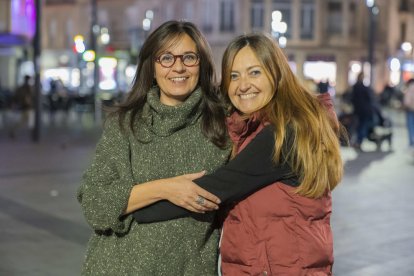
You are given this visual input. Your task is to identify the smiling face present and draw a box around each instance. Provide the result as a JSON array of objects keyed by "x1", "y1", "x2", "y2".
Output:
[
  {"x1": 154, "y1": 34, "x2": 200, "y2": 106},
  {"x1": 227, "y1": 46, "x2": 275, "y2": 115}
]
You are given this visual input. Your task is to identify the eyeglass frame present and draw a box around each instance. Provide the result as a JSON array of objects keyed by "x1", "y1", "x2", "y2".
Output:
[{"x1": 155, "y1": 52, "x2": 200, "y2": 68}]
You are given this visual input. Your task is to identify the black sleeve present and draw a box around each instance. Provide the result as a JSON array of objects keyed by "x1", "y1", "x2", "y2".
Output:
[{"x1": 133, "y1": 125, "x2": 298, "y2": 223}]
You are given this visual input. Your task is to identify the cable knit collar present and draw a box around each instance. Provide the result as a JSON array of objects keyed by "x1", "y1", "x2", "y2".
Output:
[{"x1": 136, "y1": 86, "x2": 202, "y2": 142}]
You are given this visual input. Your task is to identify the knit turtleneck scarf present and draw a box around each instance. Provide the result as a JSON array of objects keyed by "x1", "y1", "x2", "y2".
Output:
[{"x1": 136, "y1": 86, "x2": 203, "y2": 142}]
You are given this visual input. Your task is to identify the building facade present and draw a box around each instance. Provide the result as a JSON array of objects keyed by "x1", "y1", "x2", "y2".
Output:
[
  {"x1": 2, "y1": 0, "x2": 414, "y2": 95},
  {"x1": 0, "y1": 0, "x2": 36, "y2": 90}
]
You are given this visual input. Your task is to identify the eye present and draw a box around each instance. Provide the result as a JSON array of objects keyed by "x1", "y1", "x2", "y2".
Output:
[
  {"x1": 230, "y1": 73, "x2": 239, "y2": 80},
  {"x1": 159, "y1": 54, "x2": 174, "y2": 63},
  {"x1": 250, "y1": 69, "x2": 261, "y2": 76},
  {"x1": 183, "y1": 53, "x2": 197, "y2": 62}
]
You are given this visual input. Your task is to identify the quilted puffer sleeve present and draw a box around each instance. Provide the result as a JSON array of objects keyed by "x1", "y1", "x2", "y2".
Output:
[{"x1": 77, "y1": 115, "x2": 135, "y2": 234}]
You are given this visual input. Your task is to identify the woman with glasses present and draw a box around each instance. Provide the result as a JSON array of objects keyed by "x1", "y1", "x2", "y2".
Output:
[{"x1": 77, "y1": 20, "x2": 231, "y2": 275}]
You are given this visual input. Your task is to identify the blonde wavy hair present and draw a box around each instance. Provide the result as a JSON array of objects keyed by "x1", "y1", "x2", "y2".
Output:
[{"x1": 221, "y1": 32, "x2": 343, "y2": 198}]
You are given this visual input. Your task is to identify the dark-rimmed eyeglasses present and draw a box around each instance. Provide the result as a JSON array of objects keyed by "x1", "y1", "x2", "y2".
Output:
[{"x1": 155, "y1": 52, "x2": 200, "y2": 68}]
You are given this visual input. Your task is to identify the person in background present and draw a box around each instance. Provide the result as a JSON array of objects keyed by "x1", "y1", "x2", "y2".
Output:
[
  {"x1": 403, "y1": 78, "x2": 414, "y2": 154},
  {"x1": 77, "y1": 20, "x2": 231, "y2": 276},
  {"x1": 9, "y1": 75, "x2": 33, "y2": 139},
  {"x1": 350, "y1": 72, "x2": 376, "y2": 151},
  {"x1": 317, "y1": 78, "x2": 329, "y2": 94},
  {"x1": 133, "y1": 32, "x2": 344, "y2": 275}
]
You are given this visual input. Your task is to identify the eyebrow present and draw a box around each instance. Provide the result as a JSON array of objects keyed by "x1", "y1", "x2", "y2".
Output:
[
  {"x1": 231, "y1": 65, "x2": 262, "y2": 72},
  {"x1": 160, "y1": 50, "x2": 197, "y2": 55}
]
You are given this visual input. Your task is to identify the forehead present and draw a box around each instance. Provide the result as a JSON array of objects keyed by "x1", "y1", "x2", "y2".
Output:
[
  {"x1": 159, "y1": 34, "x2": 197, "y2": 54},
  {"x1": 231, "y1": 46, "x2": 261, "y2": 70}
]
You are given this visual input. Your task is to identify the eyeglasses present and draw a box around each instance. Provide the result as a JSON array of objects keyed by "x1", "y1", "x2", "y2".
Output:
[{"x1": 155, "y1": 52, "x2": 200, "y2": 68}]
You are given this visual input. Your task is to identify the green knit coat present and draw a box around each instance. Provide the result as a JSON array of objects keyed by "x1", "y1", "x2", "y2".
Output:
[{"x1": 77, "y1": 88, "x2": 230, "y2": 276}]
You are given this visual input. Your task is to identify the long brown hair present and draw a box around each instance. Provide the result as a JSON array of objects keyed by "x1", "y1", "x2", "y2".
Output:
[
  {"x1": 113, "y1": 20, "x2": 228, "y2": 148},
  {"x1": 221, "y1": 32, "x2": 343, "y2": 198}
]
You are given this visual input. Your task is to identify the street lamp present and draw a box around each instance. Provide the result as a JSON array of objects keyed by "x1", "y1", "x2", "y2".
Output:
[
  {"x1": 271, "y1": 10, "x2": 287, "y2": 48},
  {"x1": 366, "y1": 0, "x2": 379, "y2": 86},
  {"x1": 32, "y1": 0, "x2": 42, "y2": 142}
]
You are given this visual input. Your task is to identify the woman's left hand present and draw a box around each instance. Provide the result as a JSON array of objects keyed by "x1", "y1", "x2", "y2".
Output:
[{"x1": 160, "y1": 171, "x2": 221, "y2": 213}]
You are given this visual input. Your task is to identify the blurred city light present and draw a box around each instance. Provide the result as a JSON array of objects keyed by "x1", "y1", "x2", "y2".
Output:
[
  {"x1": 401, "y1": 42, "x2": 413, "y2": 53},
  {"x1": 73, "y1": 35, "x2": 86, "y2": 53},
  {"x1": 82, "y1": 50, "x2": 96, "y2": 62},
  {"x1": 98, "y1": 57, "x2": 117, "y2": 90},
  {"x1": 278, "y1": 36, "x2": 287, "y2": 48},
  {"x1": 304, "y1": 61, "x2": 336, "y2": 84},
  {"x1": 272, "y1": 10, "x2": 282, "y2": 22},
  {"x1": 366, "y1": 0, "x2": 375, "y2": 8},
  {"x1": 390, "y1": 58, "x2": 401, "y2": 72},
  {"x1": 100, "y1": 27, "x2": 110, "y2": 45},
  {"x1": 125, "y1": 65, "x2": 136, "y2": 79},
  {"x1": 271, "y1": 9, "x2": 287, "y2": 47},
  {"x1": 351, "y1": 63, "x2": 362, "y2": 73},
  {"x1": 146, "y1": 10, "x2": 154, "y2": 20},
  {"x1": 143, "y1": 18, "x2": 151, "y2": 31}
]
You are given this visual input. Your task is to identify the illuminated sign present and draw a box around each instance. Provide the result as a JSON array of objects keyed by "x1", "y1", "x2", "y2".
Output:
[{"x1": 11, "y1": 0, "x2": 36, "y2": 39}]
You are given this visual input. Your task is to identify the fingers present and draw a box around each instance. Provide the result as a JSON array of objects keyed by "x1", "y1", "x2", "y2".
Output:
[
  {"x1": 178, "y1": 196, "x2": 217, "y2": 214},
  {"x1": 196, "y1": 188, "x2": 221, "y2": 205},
  {"x1": 165, "y1": 171, "x2": 221, "y2": 213},
  {"x1": 184, "y1": 171, "x2": 221, "y2": 205},
  {"x1": 193, "y1": 195, "x2": 219, "y2": 211},
  {"x1": 184, "y1": 170, "x2": 207, "y2": 180}
]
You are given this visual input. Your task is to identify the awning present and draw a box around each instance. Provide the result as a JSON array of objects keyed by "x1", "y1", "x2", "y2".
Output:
[{"x1": 0, "y1": 33, "x2": 31, "y2": 47}]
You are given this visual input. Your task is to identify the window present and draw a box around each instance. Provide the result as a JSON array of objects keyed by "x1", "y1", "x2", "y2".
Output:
[
  {"x1": 399, "y1": 0, "x2": 410, "y2": 12},
  {"x1": 48, "y1": 19, "x2": 57, "y2": 48},
  {"x1": 66, "y1": 19, "x2": 73, "y2": 48},
  {"x1": 201, "y1": 0, "x2": 213, "y2": 33},
  {"x1": 272, "y1": 0, "x2": 291, "y2": 38},
  {"x1": 349, "y1": 1, "x2": 357, "y2": 36},
  {"x1": 251, "y1": 0, "x2": 264, "y2": 30},
  {"x1": 220, "y1": 0, "x2": 235, "y2": 32},
  {"x1": 400, "y1": 22, "x2": 406, "y2": 43},
  {"x1": 326, "y1": 1, "x2": 342, "y2": 35},
  {"x1": 300, "y1": 0, "x2": 315, "y2": 39}
]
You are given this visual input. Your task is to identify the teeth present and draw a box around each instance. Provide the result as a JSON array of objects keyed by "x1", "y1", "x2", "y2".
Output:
[
  {"x1": 171, "y1": 77, "x2": 187, "y2": 82},
  {"x1": 239, "y1": 93, "x2": 257, "y2": 99}
]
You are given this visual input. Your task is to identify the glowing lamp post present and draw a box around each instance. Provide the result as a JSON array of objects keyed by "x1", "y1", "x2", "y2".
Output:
[{"x1": 366, "y1": 0, "x2": 379, "y2": 85}]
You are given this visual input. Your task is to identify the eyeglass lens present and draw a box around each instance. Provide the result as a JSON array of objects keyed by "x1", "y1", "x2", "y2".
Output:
[{"x1": 157, "y1": 53, "x2": 199, "y2": 68}]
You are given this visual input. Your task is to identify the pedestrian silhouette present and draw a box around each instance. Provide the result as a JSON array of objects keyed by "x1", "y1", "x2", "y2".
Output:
[
  {"x1": 9, "y1": 75, "x2": 34, "y2": 139},
  {"x1": 403, "y1": 78, "x2": 414, "y2": 154},
  {"x1": 350, "y1": 72, "x2": 376, "y2": 151}
]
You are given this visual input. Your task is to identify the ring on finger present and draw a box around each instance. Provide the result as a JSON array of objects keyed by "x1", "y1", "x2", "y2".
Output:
[{"x1": 196, "y1": 195, "x2": 205, "y2": 206}]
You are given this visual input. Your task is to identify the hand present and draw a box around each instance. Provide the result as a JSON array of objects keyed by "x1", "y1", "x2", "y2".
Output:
[{"x1": 162, "y1": 171, "x2": 221, "y2": 213}]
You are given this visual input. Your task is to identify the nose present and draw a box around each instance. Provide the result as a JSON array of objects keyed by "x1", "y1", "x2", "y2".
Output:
[
  {"x1": 172, "y1": 57, "x2": 186, "y2": 72},
  {"x1": 239, "y1": 76, "x2": 251, "y2": 92}
]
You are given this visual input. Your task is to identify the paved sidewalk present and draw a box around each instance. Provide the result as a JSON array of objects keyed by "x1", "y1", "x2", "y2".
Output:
[{"x1": 0, "y1": 109, "x2": 413, "y2": 275}]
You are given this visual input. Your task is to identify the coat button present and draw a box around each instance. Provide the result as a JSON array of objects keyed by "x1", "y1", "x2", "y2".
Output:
[{"x1": 262, "y1": 271, "x2": 268, "y2": 276}]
